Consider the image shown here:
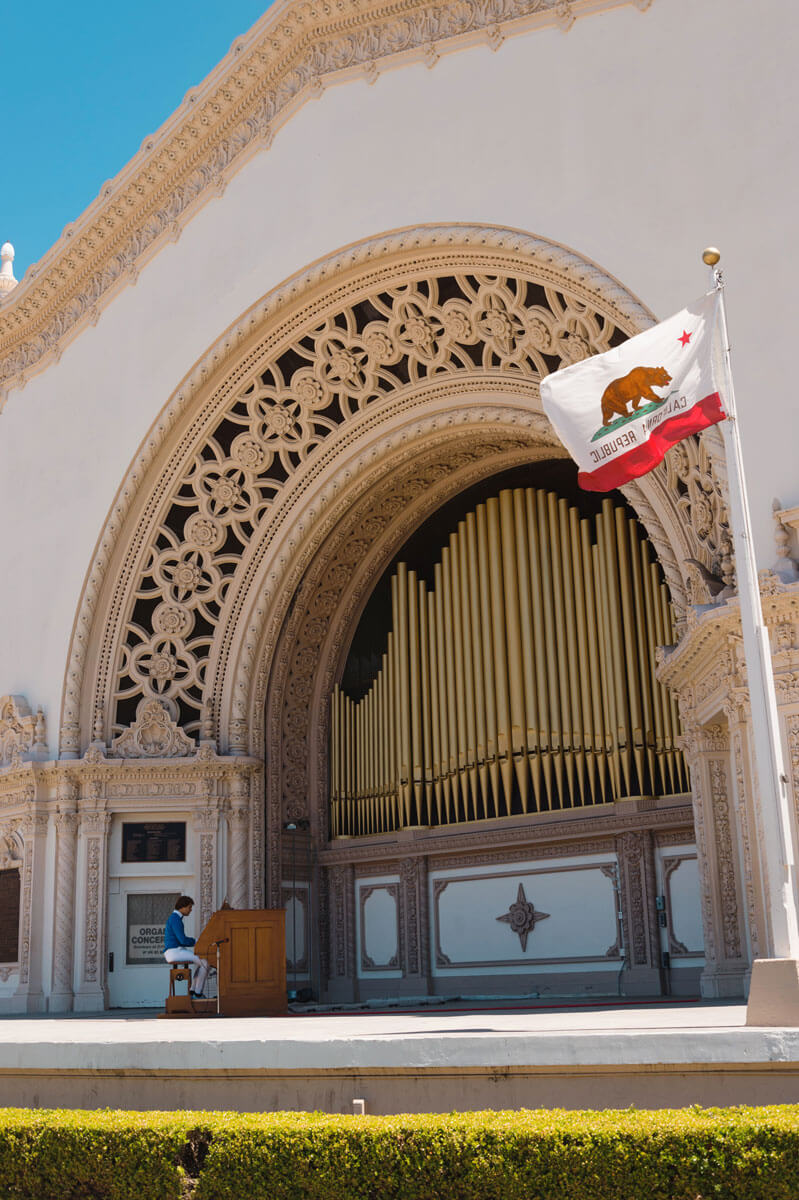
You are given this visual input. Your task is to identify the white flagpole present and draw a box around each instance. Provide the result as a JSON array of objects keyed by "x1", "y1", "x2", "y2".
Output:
[{"x1": 702, "y1": 248, "x2": 799, "y2": 971}]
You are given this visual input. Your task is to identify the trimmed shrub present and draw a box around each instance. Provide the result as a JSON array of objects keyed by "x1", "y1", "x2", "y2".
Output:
[
  {"x1": 1, "y1": 1105, "x2": 799, "y2": 1200},
  {"x1": 192, "y1": 1107, "x2": 799, "y2": 1200},
  {"x1": 0, "y1": 1108, "x2": 190, "y2": 1200}
]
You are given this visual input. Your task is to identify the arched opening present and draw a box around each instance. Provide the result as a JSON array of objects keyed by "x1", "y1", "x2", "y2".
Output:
[{"x1": 60, "y1": 225, "x2": 719, "y2": 1005}]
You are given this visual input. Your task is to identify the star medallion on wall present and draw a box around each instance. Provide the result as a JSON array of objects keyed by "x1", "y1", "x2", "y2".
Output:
[{"x1": 496, "y1": 883, "x2": 550, "y2": 951}]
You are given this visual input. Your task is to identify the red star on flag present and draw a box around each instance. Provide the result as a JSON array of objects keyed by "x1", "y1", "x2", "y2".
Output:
[{"x1": 678, "y1": 329, "x2": 692, "y2": 347}]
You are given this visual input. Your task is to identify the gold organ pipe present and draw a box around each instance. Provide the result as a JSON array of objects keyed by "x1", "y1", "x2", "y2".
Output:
[
  {"x1": 580, "y1": 521, "x2": 607, "y2": 801},
  {"x1": 640, "y1": 548, "x2": 666, "y2": 796},
  {"x1": 434, "y1": 562, "x2": 453, "y2": 821},
  {"x1": 569, "y1": 507, "x2": 596, "y2": 804},
  {"x1": 343, "y1": 693, "x2": 351, "y2": 832},
  {"x1": 536, "y1": 490, "x2": 564, "y2": 804},
  {"x1": 355, "y1": 693, "x2": 362, "y2": 832},
  {"x1": 593, "y1": 540, "x2": 621, "y2": 799},
  {"x1": 600, "y1": 500, "x2": 632, "y2": 795},
  {"x1": 417, "y1": 580, "x2": 432, "y2": 822},
  {"x1": 628, "y1": 519, "x2": 656, "y2": 790},
  {"x1": 387, "y1": 632, "x2": 400, "y2": 830},
  {"x1": 486, "y1": 497, "x2": 514, "y2": 812},
  {"x1": 476, "y1": 504, "x2": 501, "y2": 815},
  {"x1": 375, "y1": 663, "x2": 384, "y2": 830},
  {"x1": 330, "y1": 486, "x2": 686, "y2": 835},
  {"x1": 465, "y1": 511, "x2": 490, "y2": 817},
  {"x1": 382, "y1": 663, "x2": 389, "y2": 820},
  {"x1": 457, "y1": 522, "x2": 480, "y2": 817},
  {"x1": 407, "y1": 568, "x2": 424, "y2": 821},
  {"x1": 559, "y1": 497, "x2": 585, "y2": 804},
  {"x1": 427, "y1": 584, "x2": 443, "y2": 824},
  {"x1": 663, "y1": 582, "x2": 684, "y2": 790},
  {"x1": 331, "y1": 685, "x2": 339, "y2": 836},
  {"x1": 440, "y1": 550, "x2": 460, "y2": 815},
  {"x1": 513, "y1": 489, "x2": 542, "y2": 811},
  {"x1": 370, "y1": 683, "x2": 378, "y2": 831},
  {"x1": 525, "y1": 490, "x2": 553, "y2": 806},
  {"x1": 547, "y1": 492, "x2": 574, "y2": 804},
  {"x1": 499, "y1": 490, "x2": 530, "y2": 813},
  {"x1": 654, "y1": 573, "x2": 679, "y2": 793},
  {"x1": 448, "y1": 535, "x2": 470, "y2": 819},
  {"x1": 649, "y1": 571, "x2": 672, "y2": 792},
  {"x1": 365, "y1": 689, "x2": 373, "y2": 833},
  {"x1": 390, "y1": 582, "x2": 405, "y2": 824},
  {"x1": 395, "y1": 564, "x2": 412, "y2": 825},
  {"x1": 614, "y1": 506, "x2": 645, "y2": 791}
]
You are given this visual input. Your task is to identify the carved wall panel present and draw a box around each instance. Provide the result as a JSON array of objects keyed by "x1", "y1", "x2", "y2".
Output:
[
  {"x1": 358, "y1": 882, "x2": 400, "y2": 972},
  {"x1": 432, "y1": 862, "x2": 618, "y2": 970}
]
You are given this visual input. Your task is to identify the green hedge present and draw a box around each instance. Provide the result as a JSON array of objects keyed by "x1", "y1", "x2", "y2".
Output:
[{"x1": 1, "y1": 1105, "x2": 798, "y2": 1200}]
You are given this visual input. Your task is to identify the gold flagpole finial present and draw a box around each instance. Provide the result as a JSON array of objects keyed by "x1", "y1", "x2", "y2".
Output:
[{"x1": 702, "y1": 247, "x2": 721, "y2": 266}]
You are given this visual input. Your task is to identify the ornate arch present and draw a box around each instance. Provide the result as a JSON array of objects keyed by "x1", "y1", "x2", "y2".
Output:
[{"x1": 60, "y1": 224, "x2": 730, "y2": 763}]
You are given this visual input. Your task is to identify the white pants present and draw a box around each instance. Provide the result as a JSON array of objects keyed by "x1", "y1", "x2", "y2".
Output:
[{"x1": 164, "y1": 947, "x2": 209, "y2": 995}]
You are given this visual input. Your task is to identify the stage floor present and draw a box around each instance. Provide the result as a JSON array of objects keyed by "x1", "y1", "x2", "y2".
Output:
[{"x1": 2, "y1": 999, "x2": 798, "y2": 1112}]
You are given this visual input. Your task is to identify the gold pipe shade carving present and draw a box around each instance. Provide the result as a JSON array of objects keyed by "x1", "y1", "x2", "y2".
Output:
[{"x1": 330, "y1": 488, "x2": 688, "y2": 837}]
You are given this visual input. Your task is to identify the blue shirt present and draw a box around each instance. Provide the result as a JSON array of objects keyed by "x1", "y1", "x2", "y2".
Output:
[{"x1": 163, "y1": 910, "x2": 196, "y2": 952}]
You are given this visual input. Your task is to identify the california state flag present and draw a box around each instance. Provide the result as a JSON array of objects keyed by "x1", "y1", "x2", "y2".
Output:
[{"x1": 540, "y1": 291, "x2": 725, "y2": 491}]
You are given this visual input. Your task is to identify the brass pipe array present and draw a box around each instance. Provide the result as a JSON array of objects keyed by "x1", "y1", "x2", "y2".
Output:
[{"x1": 330, "y1": 488, "x2": 688, "y2": 837}]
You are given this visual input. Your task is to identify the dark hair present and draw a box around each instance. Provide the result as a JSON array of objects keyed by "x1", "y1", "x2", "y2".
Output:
[{"x1": 175, "y1": 895, "x2": 194, "y2": 910}]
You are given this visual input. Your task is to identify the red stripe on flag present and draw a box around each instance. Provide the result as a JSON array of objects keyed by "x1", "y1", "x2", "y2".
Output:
[{"x1": 577, "y1": 392, "x2": 726, "y2": 493}]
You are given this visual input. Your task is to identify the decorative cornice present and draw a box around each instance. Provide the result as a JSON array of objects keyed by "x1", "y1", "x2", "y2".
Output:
[
  {"x1": 658, "y1": 580, "x2": 799, "y2": 697},
  {"x1": 318, "y1": 800, "x2": 692, "y2": 865},
  {"x1": 0, "y1": 752, "x2": 261, "y2": 805},
  {"x1": 0, "y1": 0, "x2": 650, "y2": 405}
]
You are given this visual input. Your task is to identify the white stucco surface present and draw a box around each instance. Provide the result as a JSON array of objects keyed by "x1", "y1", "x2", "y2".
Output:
[{"x1": 1, "y1": 0, "x2": 795, "y2": 744}]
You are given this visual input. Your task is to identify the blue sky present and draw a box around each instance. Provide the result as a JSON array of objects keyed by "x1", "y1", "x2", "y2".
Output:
[{"x1": 2, "y1": 2, "x2": 272, "y2": 281}]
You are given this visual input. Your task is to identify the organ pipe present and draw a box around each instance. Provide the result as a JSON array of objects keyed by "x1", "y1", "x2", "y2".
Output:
[{"x1": 331, "y1": 487, "x2": 689, "y2": 836}]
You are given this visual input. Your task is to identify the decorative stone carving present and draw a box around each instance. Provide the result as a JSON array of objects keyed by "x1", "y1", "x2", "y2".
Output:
[
  {"x1": 51, "y1": 785, "x2": 79, "y2": 1003},
  {"x1": 708, "y1": 758, "x2": 742, "y2": 960},
  {"x1": 495, "y1": 882, "x2": 550, "y2": 950},
  {"x1": 617, "y1": 831, "x2": 650, "y2": 967},
  {"x1": 196, "y1": 798, "x2": 220, "y2": 927},
  {"x1": 329, "y1": 864, "x2": 355, "y2": 980},
  {"x1": 661, "y1": 434, "x2": 732, "y2": 601},
  {"x1": 771, "y1": 500, "x2": 799, "y2": 583},
  {"x1": 0, "y1": 830, "x2": 22, "y2": 870},
  {"x1": 227, "y1": 802, "x2": 250, "y2": 910},
  {"x1": 79, "y1": 810, "x2": 110, "y2": 988},
  {"x1": 16, "y1": 813, "x2": 48, "y2": 989},
  {"x1": 0, "y1": 697, "x2": 47, "y2": 767},
  {"x1": 108, "y1": 268, "x2": 628, "y2": 745},
  {"x1": 110, "y1": 698, "x2": 194, "y2": 758},
  {"x1": 730, "y1": 729, "x2": 760, "y2": 958}
]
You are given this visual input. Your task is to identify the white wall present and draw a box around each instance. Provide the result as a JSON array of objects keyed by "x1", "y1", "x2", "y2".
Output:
[{"x1": 1, "y1": 0, "x2": 794, "y2": 745}]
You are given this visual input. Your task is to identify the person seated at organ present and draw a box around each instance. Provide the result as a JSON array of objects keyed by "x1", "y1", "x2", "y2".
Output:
[{"x1": 163, "y1": 895, "x2": 209, "y2": 998}]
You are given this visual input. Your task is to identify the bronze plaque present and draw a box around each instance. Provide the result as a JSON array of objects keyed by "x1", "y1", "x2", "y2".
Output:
[{"x1": 121, "y1": 821, "x2": 186, "y2": 863}]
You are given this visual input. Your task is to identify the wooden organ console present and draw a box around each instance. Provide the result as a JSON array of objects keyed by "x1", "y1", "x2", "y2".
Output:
[{"x1": 163, "y1": 906, "x2": 286, "y2": 1018}]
